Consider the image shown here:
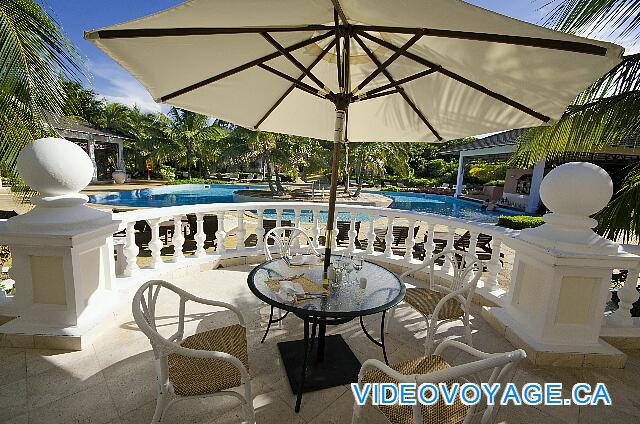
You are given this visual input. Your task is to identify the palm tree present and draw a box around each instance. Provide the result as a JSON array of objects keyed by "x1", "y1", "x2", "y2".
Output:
[
  {"x1": 1, "y1": 0, "x2": 82, "y2": 183},
  {"x1": 350, "y1": 142, "x2": 410, "y2": 196},
  {"x1": 513, "y1": 0, "x2": 640, "y2": 241},
  {"x1": 164, "y1": 108, "x2": 224, "y2": 178}
]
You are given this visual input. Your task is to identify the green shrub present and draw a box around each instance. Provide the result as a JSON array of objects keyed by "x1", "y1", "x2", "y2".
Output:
[
  {"x1": 158, "y1": 165, "x2": 175, "y2": 182},
  {"x1": 483, "y1": 179, "x2": 505, "y2": 187},
  {"x1": 497, "y1": 215, "x2": 544, "y2": 230},
  {"x1": 381, "y1": 185, "x2": 404, "y2": 192}
]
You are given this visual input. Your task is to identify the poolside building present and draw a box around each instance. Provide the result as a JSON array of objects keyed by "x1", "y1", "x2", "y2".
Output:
[{"x1": 442, "y1": 128, "x2": 640, "y2": 213}]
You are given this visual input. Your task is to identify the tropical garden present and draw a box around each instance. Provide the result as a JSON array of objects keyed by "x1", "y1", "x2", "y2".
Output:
[{"x1": 1, "y1": 0, "x2": 638, "y2": 240}]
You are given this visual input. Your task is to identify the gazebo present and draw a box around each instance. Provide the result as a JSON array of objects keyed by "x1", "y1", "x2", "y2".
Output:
[
  {"x1": 52, "y1": 116, "x2": 127, "y2": 182},
  {"x1": 441, "y1": 128, "x2": 640, "y2": 213}
]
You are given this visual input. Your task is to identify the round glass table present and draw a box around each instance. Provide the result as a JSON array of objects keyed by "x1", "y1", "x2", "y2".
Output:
[{"x1": 247, "y1": 256, "x2": 405, "y2": 412}]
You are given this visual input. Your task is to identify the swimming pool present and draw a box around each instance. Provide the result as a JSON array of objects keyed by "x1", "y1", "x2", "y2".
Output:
[{"x1": 89, "y1": 184, "x2": 520, "y2": 222}]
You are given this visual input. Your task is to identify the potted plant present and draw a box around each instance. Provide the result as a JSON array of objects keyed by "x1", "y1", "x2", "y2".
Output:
[{"x1": 112, "y1": 159, "x2": 127, "y2": 184}]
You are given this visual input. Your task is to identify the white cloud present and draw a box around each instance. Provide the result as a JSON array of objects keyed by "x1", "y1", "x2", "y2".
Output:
[{"x1": 85, "y1": 59, "x2": 165, "y2": 113}]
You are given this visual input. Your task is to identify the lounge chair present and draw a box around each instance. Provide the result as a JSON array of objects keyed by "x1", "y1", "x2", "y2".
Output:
[
  {"x1": 242, "y1": 173, "x2": 255, "y2": 183},
  {"x1": 318, "y1": 221, "x2": 362, "y2": 248},
  {"x1": 361, "y1": 225, "x2": 419, "y2": 255},
  {"x1": 186, "y1": 214, "x2": 219, "y2": 247}
]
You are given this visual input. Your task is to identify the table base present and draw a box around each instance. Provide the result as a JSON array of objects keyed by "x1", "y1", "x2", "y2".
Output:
[{"x1": 278, "y1": 334, "x2": 361, "y2": 393}]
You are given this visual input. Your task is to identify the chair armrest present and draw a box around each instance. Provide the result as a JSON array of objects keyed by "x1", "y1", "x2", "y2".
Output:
[
  {"x1": 169, "y1": 343, "x2": 250, "y2": 382},
  {"x1": 357, "y1": 358, "x2": 415, "y2": 384},
  {"x1": 181, "y1": 293, "x2": 245, "y2": 326},
  {"x1": 433, "y1": 339, "x2": 496, "y2": 359}
]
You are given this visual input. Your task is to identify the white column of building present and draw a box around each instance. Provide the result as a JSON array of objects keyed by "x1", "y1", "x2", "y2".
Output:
[
  {"x1": 526, "y1": 158, "x2": 545, "y2": 213},
  {"x1": 116, "y1": 140, "x2": 124, "y2": 170},
  {"x1": 87, "y1": 139, "x2": 98, "y2": 182},
  {"x1": 454, "y1": 153, "x2": 464, "y2": 198}
]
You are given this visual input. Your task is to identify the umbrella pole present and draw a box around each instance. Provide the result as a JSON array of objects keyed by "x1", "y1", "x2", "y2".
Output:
[{"x1": 322, "y1": 108, "x2": 346, "y2": 286}]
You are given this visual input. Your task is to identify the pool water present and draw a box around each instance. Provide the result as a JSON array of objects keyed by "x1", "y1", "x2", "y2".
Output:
[{"x1": 89, "y1": 184, "x2": 520, "y2": 222}]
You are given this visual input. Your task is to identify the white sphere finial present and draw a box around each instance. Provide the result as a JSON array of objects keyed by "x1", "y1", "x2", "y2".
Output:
[
  {"x1": 16, "y1": 137, "x2": 94, "y2": 197},
  {"x1": 520, "y1": 162, "x2": 618, "y2": 254},
  {"x1": 539, "y1": 162, "x2": 612, "y2": 217},
  {"x1": 8, "y1": 137, "x2": 114, "y2": 233}
]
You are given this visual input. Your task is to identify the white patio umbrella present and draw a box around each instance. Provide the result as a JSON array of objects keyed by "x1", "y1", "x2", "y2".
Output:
[{"x1": 85, "y1": 0, "x2": 623, "y2": 275}]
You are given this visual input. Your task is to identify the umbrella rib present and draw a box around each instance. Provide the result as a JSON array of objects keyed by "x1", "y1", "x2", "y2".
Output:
[
  {"x1": 85, "y1": 25, "x2": 334, "y2": 39},
  {"x1": 334, "y1": 10, "x2": 343, "y2": 92},
  {"x1": 257, "y1": 64, "x2": 329, "y2": 99},
  {"x1": 255, "y1": 38, "x2": 337, "y2": 129},
  {"x1": 353, "y1": 33, "x2": 442, "y2": 141},
  {"x1": 261, "y1": 32, "x2": 334, "y2": 95},
  {"x1": 352, "y1": 31, "x2": 424, "y2": 95},
  {"x1": 159, "y1": 31, "x2": 332, "y2": 102},
  {"x1": 352, "y1": 88, "x2": 403, "y2": 102},
  {"x1": 358, "y1": 31, "x2": 551, "y2": 122},
  {"x1": 357, "y1": 68, "x2": 438, "y2": 99},
  {"x1": 330, "y1": 0, "x2": 349, "y2": 24},
  {"x1": 352, "y1": 25, "x2": 608, "y2": 56}
]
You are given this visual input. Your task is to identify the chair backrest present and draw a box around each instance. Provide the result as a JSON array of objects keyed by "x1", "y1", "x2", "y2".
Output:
[
  {"x1": 401, "y1": 249, "x2": 483, "y2": 298},
  {"x1": 419, "y1": 342, "x2": 526, "y2": 424},
  {"x1": 264, "y1": 226, "x2": 317, "y2": 260},
  {"x1": 132, "y1": 279, "x2": 190, "y2": 358}
]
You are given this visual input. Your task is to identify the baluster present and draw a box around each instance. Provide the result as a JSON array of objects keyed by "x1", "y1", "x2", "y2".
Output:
[
  {"x1": 485, "y1": 237, "x2": 502, "y2": 291},
  {"x1": 215, "y1": 213, "x2": 227, "y2": 254},
  {"x1": 194, "y1": 213, "x2": 206, "y2": 257},
  {"x1": 311, "y1": 208, "x2": 320, "y2": 249},
  {"x1": 147, "y1": 218, "x2": 163, "y2": 268},
  {"x1": 236, "y1": 209, "x2": 246, "y2": 252},
  {"x1": 467, "y1": 231, "x2": 479, "y2": 262},
  {"x1": 276, "y1": 208, "x2": 282, "y2": 227},
  {"x1": 292, "y1": 209, "x2": 302, "y2": 250},
  {"x1": 123, "y1": 221, "x2": 139, "y2": 276},
  {"x1": 171, "y1": 215, "x2": 185, "y2": 262},
  {"x1": 610, "y1": 267, "x2": 640, "y2": 327},
  {"x1": 404, "y1": 219, "x2": 417, "y2": 263},
  {"x1": 423, "y1": 224, "x2": 435, "y2": 263},
  {"x1": 384, "y1": 216, "x2": 394, "y2": 258},
  {"x1": 256, "y1": 209, "x2": 265, "y2": 251},
  {"x1": 366, "y1": 213, "x2": 376, "y2": 255},
  {"x1": 443, "y1": 226, "x2": 456, "y2": 273},
  {"x1": 348, "y1": 211, "x2": 357, "y2": 253}
]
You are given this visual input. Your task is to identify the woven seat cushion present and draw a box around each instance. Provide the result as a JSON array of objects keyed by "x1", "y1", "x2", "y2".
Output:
[
  {"x1": 404, "y1": 288, "x2": 464, "y2": 320},
  {"x1": 362, "y1": 355, "x2": 468, "y2": 424},
  {"x1": 168, "y1": 324, "x2": 248, "y2": 396}
]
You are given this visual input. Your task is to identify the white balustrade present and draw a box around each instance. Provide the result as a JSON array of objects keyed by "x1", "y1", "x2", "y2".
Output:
[
  {"x1": 366, "y1": 212, "x2": 376, "y2": 255},
  {"x1": 171, "y1": 215, "x2": 185, "y2": 263},
  {"x1": 610, "y1": 267, "x2": 640, "y2": 326},
  {"x1": 443, "y1": 226, "x2": 456, "y2": 273},
  {"x1": 236, "y1": 209, "x2": 246, "y2": 252},
  {"x1": 348, "y1": 211, "x2": 357, "y2": 253},
  {"x1": 215, "y1": 213, "x2": 226, "y2": 254},
  {"x1": 194, "y1": 213, "x2": 206, "y2": 257},
  {"x1": 292, "y1": 209, "x2": 302, "y2": 249},
  {"x1": 276, "y1": 208, "x2": 282, "y2": 227},
  {"x1": 485, "y1": 237, "x2": 502, "y2": 291},
  {"x1": 311, "y1": 208, "x2": 320, "y2": 249},
  {"x1": 404, "y1": 218, "x2": 416, "y2": 263},
  {"x1": 423, "y1": 224, "x2": 435, "y2": 263},
  {"x1": 256, "y1": 209, "x2": 265, "y2": 252},
  {"x1": 147, "y1": 219, "x2": 164, "y2": 268},
  {"x1": 384, "y1": 216, "x2": 394, "y2": 258},
  {"x1": 123, "y1": 221, "x2": 140, "y2": 276}
]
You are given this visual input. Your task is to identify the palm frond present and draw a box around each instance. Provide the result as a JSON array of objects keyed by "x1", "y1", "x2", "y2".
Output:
[
  {"x1": 595, "y1": 161, "x2": 640, "y2": 242},
  {"x1": 542, "y1": 0, "x2": 640, "y2": 40},
  {"x1": 576, "y1": 53, "x2": 640, "y2": 103},
  {"x1": 512, "y1": 90, "x2": 640, "y2": 166}
]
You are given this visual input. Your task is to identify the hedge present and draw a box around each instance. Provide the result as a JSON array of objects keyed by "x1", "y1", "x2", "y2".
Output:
[{"x1": 497, "y1": 215, "x2": 544, "y2": 230}]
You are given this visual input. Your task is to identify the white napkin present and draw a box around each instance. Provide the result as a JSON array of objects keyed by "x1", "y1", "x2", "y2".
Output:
[
  {"x1": 289, "y1": 254, "x2": 318, "y2": 266},
  {"x1": 275, "y1": 280, "x2": 305, "y2": 304}
]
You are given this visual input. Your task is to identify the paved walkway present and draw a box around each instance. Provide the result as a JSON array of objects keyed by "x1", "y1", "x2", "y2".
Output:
[{"x1": 1, "y1": 264, "x2": 639, "y2": 423}]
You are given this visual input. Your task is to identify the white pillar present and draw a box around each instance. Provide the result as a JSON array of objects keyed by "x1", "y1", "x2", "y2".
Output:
[
  {"x1": 116, "y1": 140, "x2": 124, "y2": 170},
  {"x1": 484, "y1": 162, "x2": 630, "y2": 368},
  {"x1": 0, "y1": 138, "x2": 120, "y2": 350},
  {"x1": 525, "y1": 158, "x2": 545, "y2": 213},
  {"x1": 87, "y1": 139, "x2": 98, "y2": 182},
  {"x1": 454, "y1": 154, "x2": 464, "y2": 198}
]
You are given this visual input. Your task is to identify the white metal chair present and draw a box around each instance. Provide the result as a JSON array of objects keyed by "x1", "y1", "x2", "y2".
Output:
[
  {"x1": 264, "y1": 226, "x2": 320, "y2": 260},
  {"x1": 132, "y1": 280, "x2": 255, "y2": 423},
  {"x1": 352, "y1": 339, "x2": 526, "y2": 424},
  {"x1": 390, "y1": 249, "x2": 483, "y2": 354}
]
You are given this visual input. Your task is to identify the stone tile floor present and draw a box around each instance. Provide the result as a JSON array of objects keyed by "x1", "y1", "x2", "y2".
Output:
[{"x1": 1, "y1": 264, "x2": 640, "y2": 423}]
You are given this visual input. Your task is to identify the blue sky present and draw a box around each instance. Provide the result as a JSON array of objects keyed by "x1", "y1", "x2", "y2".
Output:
[{"x1": 42, "y1": 0, "x2": 636, "y2": 115}]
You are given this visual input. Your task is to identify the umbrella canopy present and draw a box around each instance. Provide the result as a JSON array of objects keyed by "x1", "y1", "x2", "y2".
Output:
[
  {"x1": 86, "y1": 0, "x2": 623, "y2": 278},
  {"x1": 85, "y1": 0, "x2": 623, "y2": 142}
]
